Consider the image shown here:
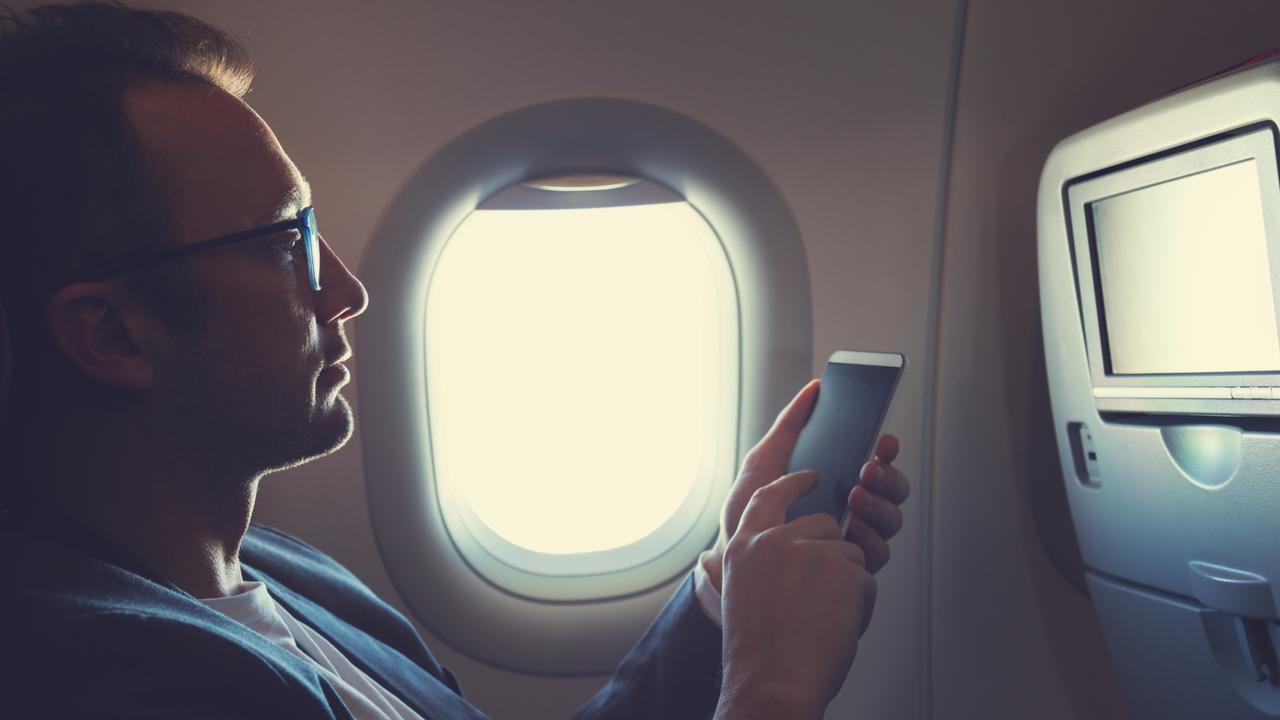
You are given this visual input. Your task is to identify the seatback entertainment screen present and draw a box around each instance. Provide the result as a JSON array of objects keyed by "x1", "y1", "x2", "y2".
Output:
[
  {"x1": 1066, "y1": 123, "x2": 1280, "y2": 414},
  {"x1": 1091, "y1": 158, "x2": 1280, "y2": 375}
]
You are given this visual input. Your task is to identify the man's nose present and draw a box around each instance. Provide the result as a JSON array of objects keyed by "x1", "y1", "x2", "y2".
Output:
[{"x1": 316, "y1": 236, "x2": 369, "y2": 325}]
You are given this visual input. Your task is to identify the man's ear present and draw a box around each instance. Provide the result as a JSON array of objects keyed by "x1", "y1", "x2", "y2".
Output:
[{"x1": 43, "y1": 283, "x2": 155, "y2": 391}]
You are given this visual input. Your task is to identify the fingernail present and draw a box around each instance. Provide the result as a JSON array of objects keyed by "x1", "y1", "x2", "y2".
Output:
[{"x1": 863, "y1": 462, "x2": 883, "y2": 484}]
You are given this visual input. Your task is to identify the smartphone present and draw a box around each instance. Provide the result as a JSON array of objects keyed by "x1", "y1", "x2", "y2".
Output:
[{"x1": 784, "y1": 350, "x2": 906, "y2": 529}]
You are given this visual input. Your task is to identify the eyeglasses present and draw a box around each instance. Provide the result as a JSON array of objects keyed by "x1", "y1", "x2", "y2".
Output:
[{"x1": 83, "y1": 206, "x2": 322, "y2": 291}]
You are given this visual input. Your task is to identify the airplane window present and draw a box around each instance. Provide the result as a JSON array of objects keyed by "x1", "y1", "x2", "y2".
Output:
[{"x1": 425, "y1": 175, "x2": 740, "y2": 581}]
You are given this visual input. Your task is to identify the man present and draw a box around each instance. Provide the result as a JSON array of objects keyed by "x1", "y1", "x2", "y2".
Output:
[{"x1": 0, "y1": 3, "x2": 911, "y2": 719}]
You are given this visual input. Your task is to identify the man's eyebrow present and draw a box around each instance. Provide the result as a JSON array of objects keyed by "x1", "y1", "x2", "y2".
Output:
[{"x1": 264, "y1": 179, "x2": 314, "y2": 223}]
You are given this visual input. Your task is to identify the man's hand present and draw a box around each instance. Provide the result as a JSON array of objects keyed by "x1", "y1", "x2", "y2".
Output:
[
  {"x1": 716, "y1": 470, "x2": 876, "y2": 720},
  {"x1": 702, "y1": 379, "x2": 911, "y2": 593},
  {"x1": 709, "y1": 379, "x2": 911, "y2": 719}
]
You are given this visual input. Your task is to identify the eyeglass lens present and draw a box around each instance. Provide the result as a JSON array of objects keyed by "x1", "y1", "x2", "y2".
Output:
[{"x1": 303, "y1": 207, "x2": 321, "y2": 291}]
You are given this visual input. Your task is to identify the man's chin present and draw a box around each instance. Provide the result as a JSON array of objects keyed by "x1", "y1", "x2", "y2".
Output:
[
  {"x1": 314, "y1": 393, "x2": 355, "y2": 454},
  {"x1": 268, "y1": 395, "x2": 355, "y2": 473}
]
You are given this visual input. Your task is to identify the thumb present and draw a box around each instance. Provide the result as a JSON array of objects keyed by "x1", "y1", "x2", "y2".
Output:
[{"x1": 740, "y1": 379, "x2": 820, "y2": 477}]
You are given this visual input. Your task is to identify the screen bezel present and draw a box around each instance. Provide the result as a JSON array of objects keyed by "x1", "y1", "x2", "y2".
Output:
[
  {"x1": 830, "y1": 349, "x2": 906, "y2": 369},
  {"x1": 1066, "y1": 122, "x2": 1280, "y2": 394}
]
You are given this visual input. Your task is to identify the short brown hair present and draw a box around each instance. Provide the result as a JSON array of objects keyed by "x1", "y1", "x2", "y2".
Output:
[{"x1": 0, "y1": 1, "x2": 254, "y2": 504}]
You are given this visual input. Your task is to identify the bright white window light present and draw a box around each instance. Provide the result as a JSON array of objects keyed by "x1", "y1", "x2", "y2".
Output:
[{"x1": 425, "y1": 178, "x2": 734, "y2": 567}]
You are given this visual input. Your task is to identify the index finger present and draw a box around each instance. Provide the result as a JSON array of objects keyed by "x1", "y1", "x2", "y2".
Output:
[
  {"x1": 738, "y1": 470, "x2": 819, "y2": 534},
  {"x1": 740, "y1": 379, "x2": 821, "y2": 476}
]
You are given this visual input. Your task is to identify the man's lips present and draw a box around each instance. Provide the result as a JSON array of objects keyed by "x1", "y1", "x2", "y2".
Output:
[
  {"x1": 319, "y1": 362, "x2": 350, "y2": 385},
  {"x1": 320, "y1": 350, "x2": 353, "y2": 384}
]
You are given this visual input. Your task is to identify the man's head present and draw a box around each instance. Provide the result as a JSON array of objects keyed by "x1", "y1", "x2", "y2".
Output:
[{"x1": 0, "y1": 2, "x2": 368, "y2": 508}]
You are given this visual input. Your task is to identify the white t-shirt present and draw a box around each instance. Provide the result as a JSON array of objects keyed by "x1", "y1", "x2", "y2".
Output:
[
  {"x1": 200, "y1": 582, "x2": 426, "y2": 720},
  {"x1": 200, "y1": 563, "x2": 724, "y2": 720}
]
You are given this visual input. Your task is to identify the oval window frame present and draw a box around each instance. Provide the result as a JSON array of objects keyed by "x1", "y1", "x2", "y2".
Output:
[{"x1": 358, "y1": 98, "x2": 812, "y2": 675}]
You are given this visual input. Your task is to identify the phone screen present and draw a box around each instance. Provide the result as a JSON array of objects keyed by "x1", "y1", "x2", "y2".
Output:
[{"x1": 784, "y1": 354, "x2": 903, "y2": 525}]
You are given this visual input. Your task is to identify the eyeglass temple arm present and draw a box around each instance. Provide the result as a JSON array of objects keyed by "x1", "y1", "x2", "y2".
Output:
[{"x1": 83, "y1": 218, "x2": 299, "y2": 281}]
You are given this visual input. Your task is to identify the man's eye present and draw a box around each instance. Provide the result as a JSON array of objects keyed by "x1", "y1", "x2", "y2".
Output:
[{"x1": 275, "y1": 232, "x2": 304, "y2": 257}]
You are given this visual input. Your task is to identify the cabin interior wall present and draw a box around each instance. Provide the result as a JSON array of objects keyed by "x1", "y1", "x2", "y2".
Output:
[{"x1": 933, "y1": 1, "x2": 1280, "y2": 719}]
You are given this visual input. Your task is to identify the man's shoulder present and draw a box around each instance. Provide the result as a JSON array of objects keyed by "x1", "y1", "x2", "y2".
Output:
[
  {"x1": 1, "y1": 514, "x2": 179, "y2": 620},
  {"x1": 0, "y1": 518, "x2": 351, "y2": 717},
  {"x1": 2, "y1": 606, "x2": 345, "y2": 718},
  {"x1": 1, "y1": 516, "x2": 259, "y2": 642},
  {"x1": 0, "y1": 518, "x2": 358, "y2": 622}
]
